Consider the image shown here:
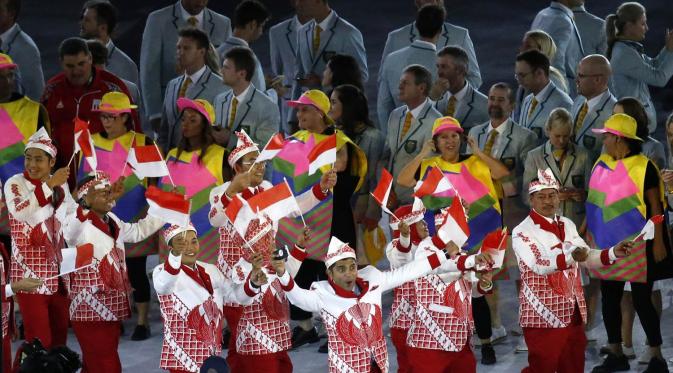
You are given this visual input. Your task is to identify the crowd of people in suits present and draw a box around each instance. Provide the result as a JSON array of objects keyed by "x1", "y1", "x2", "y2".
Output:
[{"x1": 1, "y1": 0, "x2": 673, "y2": 372}]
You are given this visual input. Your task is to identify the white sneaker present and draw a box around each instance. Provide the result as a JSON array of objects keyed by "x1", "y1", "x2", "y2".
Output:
[
  {"x1": 622, "y1": 345, "x2": 636, "y2": 360},
  {"x1": 638, "y1": 347, "x2": 653, "y2": 365},
  {"x1": 515, "y1": 338, "x2": 528, "y2": 353},
  {"x1": 491, "y1": 325, "x2": 507, "y2": 344}
]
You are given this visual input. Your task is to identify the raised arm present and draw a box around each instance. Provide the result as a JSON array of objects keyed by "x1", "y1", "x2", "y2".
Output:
[
  {"x1": 276, "y1": 270, "x2": 322, "y2": 314},
  {"x1": 397, "y1": 139, "x2": 435, "y2": 188},
  {"x1": 119, "y1": 214, "x2": 165, "y2": 244}
]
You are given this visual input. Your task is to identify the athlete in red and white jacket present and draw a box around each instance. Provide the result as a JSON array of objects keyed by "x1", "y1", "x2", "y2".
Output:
[
  {"x1": 153, "y1": 223, "x2": 266, "y2": 373},
  {"x1": 63, "y1": 172, "x2": 165, "y2": 373},
  {"x1": 273, "y1": 235, "x2": 488, "y2": 373},
  {"x1": 512, "y1": 168, "x2": 631, "y2": 373},
  {"x1": 4, "y1": 128, "x2": 77, "y2": 350}
]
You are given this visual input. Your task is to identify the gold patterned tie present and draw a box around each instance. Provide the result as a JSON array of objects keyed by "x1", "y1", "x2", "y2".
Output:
[
  {"x1": 527, "y1": 97, "x2": 538, "y2": 119},
  {"x1": 483, "y1": 130, "x2": 498, "y2": 156},
  {"x1": 228, "y1": 97, "x2": 239, "y2": 128},
  {"x1": 188, "y1": 16, "x2": 198, "y2": 27},
  {"x1": 313, "y1": 25, "x2": 322, "y2": 55},
  {"x1": 445, "y1": 96, "x2": 457, "y2": 117},
  {"x1": 178, "y1": 77, "x2": 192, "y2": 98},
  {"x1": 574, "y1": 102, "x2": 589, "y2": 139},
  {"x1": 400, "y1": 112, "x2": 413, "y2": 141}
]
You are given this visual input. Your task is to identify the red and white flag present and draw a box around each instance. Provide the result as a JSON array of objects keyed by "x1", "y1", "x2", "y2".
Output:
[
  {"x1": 635, "y1": 214, "x2": 665, "y2": 241},
  {"x1": 371, "y1": 168, "x2": 394, "y2": 215},
  {"x1": 256, "y1": 133, "x2": 286, "y2": 163},
  {"x1": 436, "y1": 197, "x2": 470, "y2": 248},
  {"x1": 225, "y1": 194, "x2": 256, "y2": 237},
  {"x1": 307, "y1": 135, "x2": 336, "y2": 175},
  {"x1": 247, "y1": 181, "x2": 301, "y2": 222},
  {"x1": 480, "y1": 228, "x2": 508, "y2": 269},
  {"x1": 126, "y1": 145, "x2": 169, "y2": 179},
  {"x1": 59, "y1": 243, "x2": 94, "y2": 275},
  {"x1": 74, "y1": 118, "x2": 97, "y2": 170},
  {"x1": 145, "y1": 186, "x2": 191, "y2": 226}
]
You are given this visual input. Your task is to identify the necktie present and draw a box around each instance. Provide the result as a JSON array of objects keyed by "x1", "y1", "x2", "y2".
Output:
[
  {"x1": 400, "y1": 112, "x2": 413, "y2": 141},
  {"x1": 228, "y1": 97, "x2": 239, "y2": 128},
  {"x1": 178, "y1": 77, "x2": 192, "y2": 98},
  {"x1": 187, "y1": 16, "x2": 198, "y2": 27},
  {"x1": 574, "y1": 102, "x2": 588, "y2": 139},
  {"x1": 527, "y1": 97, "x2": 538, "y2": 119},
  {"x1": 313, "y1": 25, "x2": 322, "y2": 55},
  {"x1": 484, "y1": 130, "x2": 499, "y2": 156},
  {"x1": 445, "y1": 96, "x2": 457, "y2": 117},
  {"x1": 553, "y1": 149, "x2": 566, "y2": 170}
]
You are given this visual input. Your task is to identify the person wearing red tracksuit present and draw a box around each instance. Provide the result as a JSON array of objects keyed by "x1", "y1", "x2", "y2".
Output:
[{"x1": 41, "y1": 37, "x2": 139, "y2": 188}]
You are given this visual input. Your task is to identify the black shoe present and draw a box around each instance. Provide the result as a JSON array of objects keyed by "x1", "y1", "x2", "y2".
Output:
[
  {"x1": 291, "y1": 326, "x2": 319, "y2": 349},
  {"x1": 221, "y1": 330, "x2": 231, "y2": 349},
  {"x1": 481, "y1": 343, "x2": 496, "y2": 365},
  {"x1": 130, "y1": 325, "x2": 150, "y2": 341},
  {"x1": 644, "y1": 357, "x2": 670, "y2": 373},
  {"x1": 592, "y1": 352, "x2": 630, "y2": 372},
  {"x1": 318, "y1": 341, "x2": 328, "y2": 353}
]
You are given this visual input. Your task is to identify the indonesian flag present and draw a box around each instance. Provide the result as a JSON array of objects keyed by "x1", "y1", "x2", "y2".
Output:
[
  {"x1": 307, "y1": 134, "x2": 336, "y2": 175},
  {"x1": 145, "y1": 186, "x2": 191, "y2": 226},
  {"x1": 635, "y1": 215, "x2": 665, "y2": 241},
  {"x1": 413, "y1": 166, "x2": 456, "y2": 210},
  {"x1": 126, "y1": 145, "x2": 169, "y2": 179},
  {"x1": 225, "y1": 194, "x2": 256, "y2": 237},
  {"x1": 59, "y1": 243, "x2": 94, "y2": 275},
  {"x1": 371, "y1": 168, "x2": 394, "y2": 215},
  {"x1": 74, "y1": 118, "x2": 97, "y2": 170},
  {"x1": 480, "y1": 228, "x2": 508, "y2": 269},
  {"x1": 436, "y1": 197, "x2": 470, "y2": 248},
  {"x1": 247, "y1": 181, "x2": 301, "y2": 222},
  {"x1": 256, "y1": 133, "x2": 286, "y2": 163}
]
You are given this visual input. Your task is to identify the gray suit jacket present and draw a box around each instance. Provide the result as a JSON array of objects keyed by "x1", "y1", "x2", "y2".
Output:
[
  {"x1": 213, "y1": 86, "x2": 280, "y2": 150},
  {"x1": 531, "y1": 2, "x2": 585, "y2": 96},
  {"x1": 572, "y1": 5, "x2": 606, "y2": 55},
  {"x1": 377, "y1": 40, "x2": 437, "y2": 133},
  {"x1": 469, "y1": 119, "x2": 537, "y2": 227},
  {"x1": 269, "y1": 16, "x2": 300, "y2": 133},
  {"x1": 106, "y1": 41, "x2": 139, "y2": 86},
  {"x1": 121, "y1": 78, "x2": 150, "y2": 137},
  {"x1": 216, "y1": 37, "x2": 266, "y2": 92},
  {"x1": 384, "y1": 100, "x2": 441, "y2": 204},
  {"x1": 610, "y1": 41, "x2": 673, "y2": 132},
  {"x1": 643, "y1": 137, "x2": 666, "y2": 170},
  {"x1": 570, "y1": 90, "x2": 616, "y2": 162},
  {"x1": 2, "y1": 23, "x2": 44, "y2": 101},
  {"x1": 435, "y1": 83, "x2": 489, "y2": 130},
  {"x1": 158, "y1": 66, "x2": 224, "y2": 152},
  {"x1": 518, "y1": 82, "x2": 573, "y2": 142},
  {"x1": 523, "y1": 141, "x2": 592, "y2": 225},
  {"x1": 380, "y1": 21, "x2": 481, "y2": 89},
  {"x1": 140, "y1": 2, "x2": 231, "y2": 120}
]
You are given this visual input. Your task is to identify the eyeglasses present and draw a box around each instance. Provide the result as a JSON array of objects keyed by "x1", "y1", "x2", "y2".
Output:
[{"x1": 100, "y1": 113, "x2": 121, "y2": 121}]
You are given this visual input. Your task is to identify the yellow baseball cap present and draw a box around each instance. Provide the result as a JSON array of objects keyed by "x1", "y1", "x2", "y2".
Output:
[
  {"x1": 592, "y1": 113, "x2": 642, "y2": 141},
  {"x1": 177, "y1": 97, "x2": 215, "y2": 125},
  {"x1": 0, "y1": 53, "x2": 17, "y2": 69},
  {"x1": 287, "y1": 89, "x2": 334, "y2": 124},
  {"x1": 432, "y1": 116, "x2": 463, "y2": 136},
  {"x1": 96, "y1": 91, "x2": 137, "y2": 114}
]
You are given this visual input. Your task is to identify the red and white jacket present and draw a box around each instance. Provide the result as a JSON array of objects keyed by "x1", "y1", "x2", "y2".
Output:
[
  {"x1": 229, "y1": 246, "x2": 305, "y2": 355},
  {"x1": 405, "y1": 237, "x2": 488, "y2": 352},
  {"x1": 385, "y1": 236, "x2": 416, "y2": 330},
  {"x1": 63, "y1": 206, "x2": 164, "y2": 322},
  {"x1": 208, "y1": 180, "x2": 326, "y2": 306},
  {"x1": 153, "y1": 252, "x2": 259, "y2": 372},
  {"x1": 278, "y1": 249, "x2": 458, "y2": 373},
  {"x1": 4, "y1": 172, "x2": 76, "y2": 295},
  {"x1": 1, "y1": 244, "x2": 11, "y2": 340},
  {"x1": 512, "y1": 211, "x2": 616, "y2": 328}
]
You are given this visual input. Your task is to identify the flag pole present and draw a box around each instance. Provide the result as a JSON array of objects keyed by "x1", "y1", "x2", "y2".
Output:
[
  {"x1": 119, "y1": 133, "x2": 137, "y2": 179},
  {"x1": 44, "y1": 263, "x2": 95, "y2": 280},
  {"x1": 66, "y1": 149, "x2": 79, "y2": 168}
]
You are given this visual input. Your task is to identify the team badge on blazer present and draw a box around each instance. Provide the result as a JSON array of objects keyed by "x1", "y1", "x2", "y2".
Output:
[
  {"x1": 502, "y1": 157, "x2": 516, "y2": 171},
  {"x1": 404, "y1": 140, "x2": 417, "y2": 154},
  {"x1": 582, "y1": 135, "x2": 596, "y2": 149}
]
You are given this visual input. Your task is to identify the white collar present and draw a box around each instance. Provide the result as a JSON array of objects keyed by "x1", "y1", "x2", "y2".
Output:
[
  {"x1": 228, "y1": 36, "x2": 249, "y2": 47},
  {"x1": 488, "y1": 118, "x2": 509, "y2": 134},
  {"x1": 407, "y1": 98, "x2": 429, "y2": 119},
  {"x1": 586, "y1": 89, "x2": 609, "y2": 111},
  {"x1": 184, "y1": 64, "x2": 207, "y2": 84},
  {"x1": 447, "y1": 81, "x2": 469, "y2": 102},
  {"x1": 534, "y1": 81, "x2": 554, "y2": 101},
  {"x1": 315, "y1": 10, "x2": 335, "y2": 31},
  {"x1": 412, "y1": 39, "x2": 437, "y2": 50},
  {"x1": 180, "y1": 2, "x2": 204, "y2": 28},
  {"x1": 533, "y1": 209, "x2": 557, "y2": 224},
  {"x1": 293, "y1": 15, "x2": 306, "y2": 28},
  {"x1": 105, "y1": 39, "x2": 114, "y2": 50},
  {"x1": 234, "y1": 83, "x2": 253, "y2": 102},
  {"x1": 0, "y1": 23, "x2": 18, "y2": 45}
]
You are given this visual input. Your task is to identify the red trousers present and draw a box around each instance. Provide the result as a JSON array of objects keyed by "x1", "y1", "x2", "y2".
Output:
[
  {"x1": 3, "y1": 334, "x2": 10, "y2": 373},
  {"x1": 72, "y1": 320, "x2": 122, "y2": 373},
  {"x1": 223, "y1": 305, "x2": 243, "y2": 368},
  {"x1": 232, "y1": 350, "x2": 292, "y2": 373},
  {"x1": 15, "y1": 292, "x2": 69, "y2": 349},
  {"x1": 391, "y1": 328, "x2": 411, "y2": 373},
  {"x1": 521, "y1": 311, "x2": 587, "y2": 373},
  {"x1": 407, "y1": 343, "x2": 476, "y2": 373}
]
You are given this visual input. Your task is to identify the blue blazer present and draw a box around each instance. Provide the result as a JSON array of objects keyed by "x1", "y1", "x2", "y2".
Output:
[
  {"x1": 269, "y1": 16, "x2": 301, "y2": 134},
  {"x1": 570, "y1": 91, "x2": 616, "y2": 162},
  {"x1": 435, "y1": 83, "x2": 489, "y2": 130},
  {"x1": 2, "y1": 23, "x2": 44, "y2": 101},
  {"x1": 380, "y1": 21, "x2": 481, "y2": 89},
  {"x1": 140, "y1": 2, "x2": 231, "y2": 120},
  {"x1": 572, "y1": 5, "x2": 606, "y2": 55},
  {"x1": 518, "y1": 82, "x2": 573, "y2": 142},
  {"x1": 106, "y1": 41, "x2": 139, "y2": 86}
]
